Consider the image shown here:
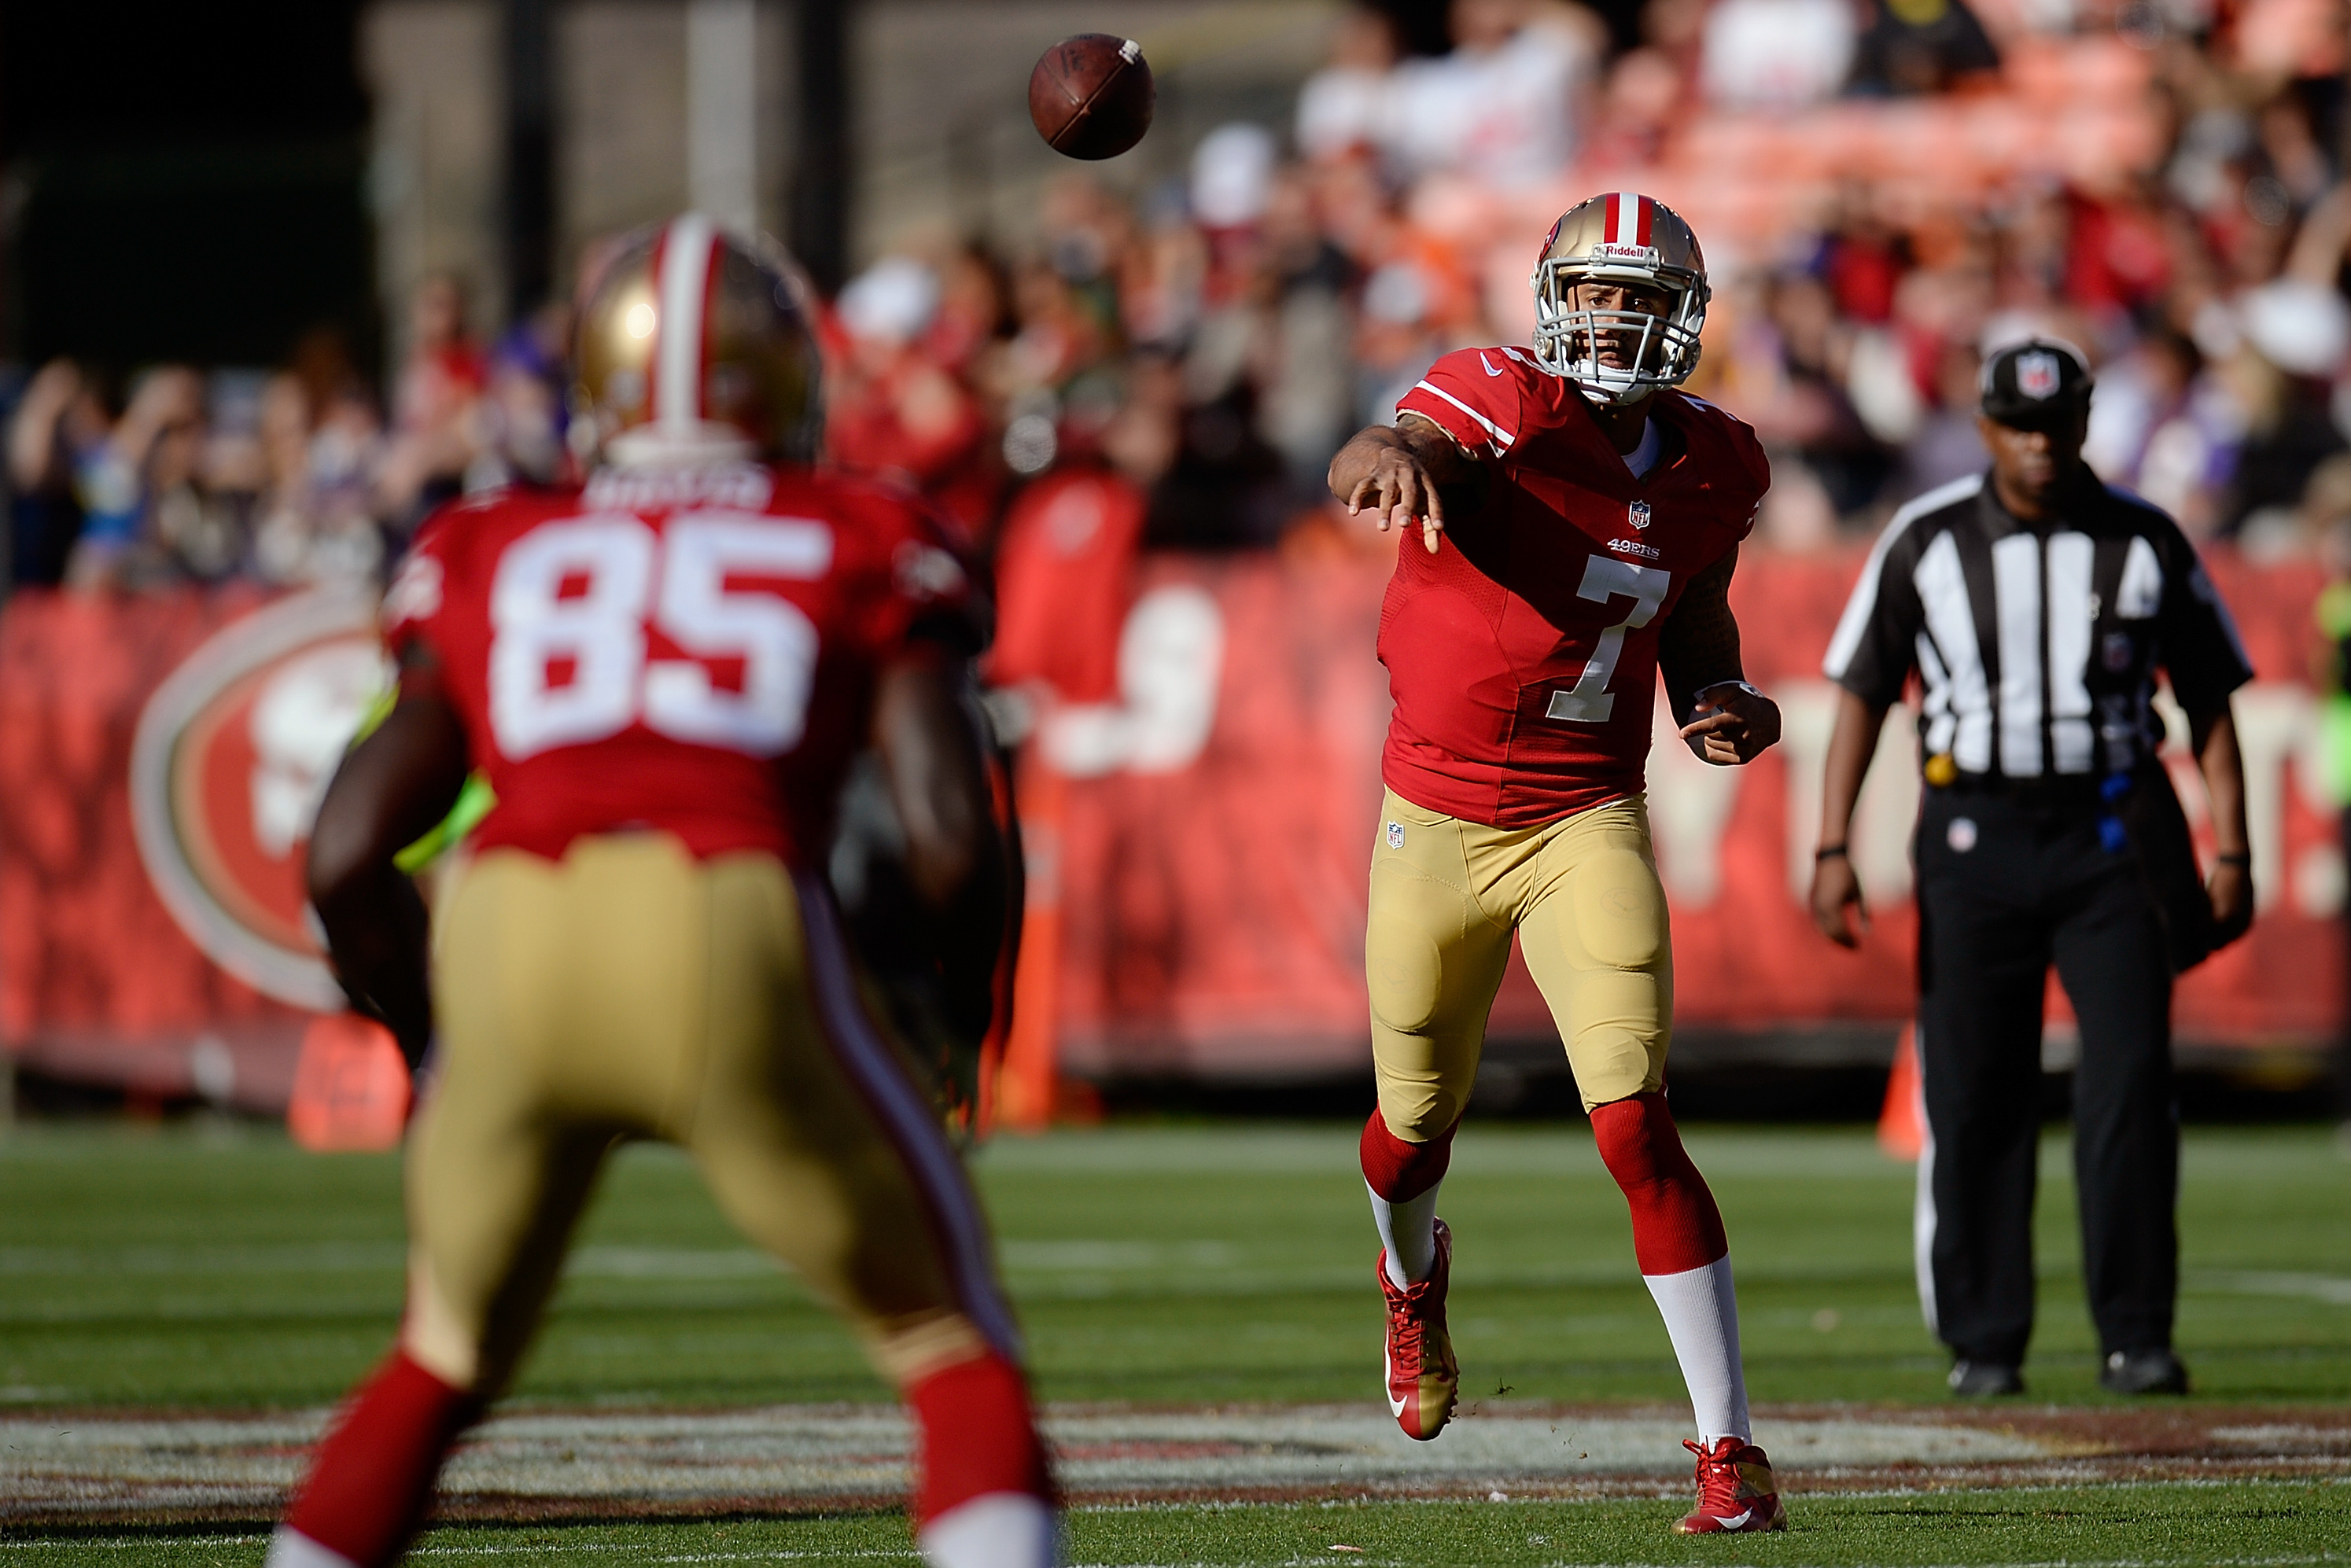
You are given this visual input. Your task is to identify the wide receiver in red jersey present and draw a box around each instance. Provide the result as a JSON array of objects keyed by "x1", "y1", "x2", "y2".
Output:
[
  {"x1": 1327, "y1": 192, "x2": 1787, "y2": 1535},
  {"x1": 265, "y1": 216, "x2": 1053, "y2": 1568}
]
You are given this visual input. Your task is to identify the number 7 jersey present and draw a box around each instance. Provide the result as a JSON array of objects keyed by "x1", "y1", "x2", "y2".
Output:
[
  {"x1": 384, "y1": 462, "x2": 973, "y2": 868},
  {"x1": 1384, "y1": 348, "x2": 1770, "y2": 827}
]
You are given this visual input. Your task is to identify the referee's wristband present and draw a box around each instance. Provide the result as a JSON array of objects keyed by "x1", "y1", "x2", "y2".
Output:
[{"x1": 1815, "y1": 844, "x2": 1849, "y2": 862}]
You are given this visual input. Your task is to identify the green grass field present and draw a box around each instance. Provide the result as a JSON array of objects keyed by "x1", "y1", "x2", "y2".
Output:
[
  {"x1": 3, "y1": 1119, "x2": 2349, "y2": 1564},
  {"x1": 5, "y1": 1484, "x2": 2350, "y2": 1568}
]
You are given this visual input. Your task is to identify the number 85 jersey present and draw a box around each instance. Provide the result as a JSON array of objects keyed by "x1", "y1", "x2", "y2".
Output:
[
  {"x1": 385, "y1": 462, "x2": 973, "y2": 869},
  {"x1": 1384, "y1": 349, "x2": 1770, "y2": 827}
]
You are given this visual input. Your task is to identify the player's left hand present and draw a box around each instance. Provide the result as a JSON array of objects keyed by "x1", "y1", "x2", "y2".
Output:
[{"x1": 1680, "y1": 681, "x2": 1780, "y2": 765}]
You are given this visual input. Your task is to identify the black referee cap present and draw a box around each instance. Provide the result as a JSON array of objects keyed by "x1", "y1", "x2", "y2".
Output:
[{"x1": 1980, "y1": 337, "x2": 2092, "y2": 430}]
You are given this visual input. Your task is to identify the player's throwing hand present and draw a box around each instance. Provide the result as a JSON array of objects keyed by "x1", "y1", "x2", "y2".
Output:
[{"x1": 1330, "y1": 417, "x2": 1470, "y2": 553}]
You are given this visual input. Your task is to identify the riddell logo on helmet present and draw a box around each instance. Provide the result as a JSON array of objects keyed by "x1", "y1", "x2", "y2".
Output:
[{"x1": 1589, "y1": 243, "x2": 1660, "y2": 265}]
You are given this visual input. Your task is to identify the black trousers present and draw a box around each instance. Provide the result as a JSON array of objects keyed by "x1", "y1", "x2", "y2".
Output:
[{"x1": 1914, "y1": 785, "x2": 2180, "y2": 1367}]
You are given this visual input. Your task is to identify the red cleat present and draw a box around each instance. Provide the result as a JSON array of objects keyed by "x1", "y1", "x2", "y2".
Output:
[
  {"x1": 1378, "y1": 1218, "x2": 1459, "y2": 1441},
  {"x1": 1673, "y1": 1436, "x2": 1787, "y2": 1534}
]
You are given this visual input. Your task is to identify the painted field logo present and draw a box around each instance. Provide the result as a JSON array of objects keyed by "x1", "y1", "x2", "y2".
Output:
[{"x1": 131, "y1": 592, "x2": 388, "y2": 1010}]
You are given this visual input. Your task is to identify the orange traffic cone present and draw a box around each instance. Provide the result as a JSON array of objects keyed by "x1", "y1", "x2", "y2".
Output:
[
  {"x1": 287, "y1": 1014, "x2": 411, "y2": 1152},
  {"x1": 1877, "y1": 1021, "x2": 1925, "y2": 1161},
  {"x1": 997, "y1": 756, "x2": 1063, "y2": 1132}
]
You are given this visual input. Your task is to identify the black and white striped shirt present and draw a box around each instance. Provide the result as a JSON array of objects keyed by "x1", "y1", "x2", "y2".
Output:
[{"x1": 1823, "y1": 473, "x2": 2253, "y2": 779}]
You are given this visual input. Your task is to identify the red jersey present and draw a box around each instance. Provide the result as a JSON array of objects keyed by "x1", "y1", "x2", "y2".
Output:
[
  {"x1": 385, "y1": 462, "x2": 971, "y2": 868},
  {"x1": 1385, "y1": 348, "x2": 1769, "y2": 827},
  {"x1": 985, "y1": 468, "x2": 1145, "y2": 705}
]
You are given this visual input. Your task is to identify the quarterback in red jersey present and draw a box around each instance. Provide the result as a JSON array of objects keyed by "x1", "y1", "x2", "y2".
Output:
[
  {"x1": 266, "y1": 216, "x2": 1052, "y2": 1568},
  {"x1": 1328, "y1": 192, "x2": 1787, "y2": 1534}
]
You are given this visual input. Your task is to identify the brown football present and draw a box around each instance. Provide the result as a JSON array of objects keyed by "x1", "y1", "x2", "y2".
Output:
[{"x1": 1028, "y1": 34, "x2": 1155, "y2": 160}]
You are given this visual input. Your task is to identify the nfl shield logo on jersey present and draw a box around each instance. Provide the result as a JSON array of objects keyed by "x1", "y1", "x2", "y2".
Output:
[
  {"x1": 1629, "y1": 500, "x2": 1652, "y2": 530},
  {"x1": 2017, "y1": 352, "x2": 2060, "y2": 399}
]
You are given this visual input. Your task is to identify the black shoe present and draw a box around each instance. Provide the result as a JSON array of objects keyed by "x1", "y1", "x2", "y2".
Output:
[
  {"x1": 2100, "y1": 1348, "x2": 2188, "y2": 1394},
  {"x1": 1947, "y1": 1359, "x2": 2025, "y2": 1397}
]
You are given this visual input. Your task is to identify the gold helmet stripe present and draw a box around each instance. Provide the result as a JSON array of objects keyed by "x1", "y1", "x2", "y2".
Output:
[{"x1": 654, "y1": 212, "x2": 719, "y2": 433}]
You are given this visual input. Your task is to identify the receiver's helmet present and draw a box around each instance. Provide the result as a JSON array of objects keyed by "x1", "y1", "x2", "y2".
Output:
[
  {"x1": 573, "y1": 212, "x2": 823, "y2": 468},
  {"x1": 1530, "y1": 192, "x2": 1710, "y2": 406}
]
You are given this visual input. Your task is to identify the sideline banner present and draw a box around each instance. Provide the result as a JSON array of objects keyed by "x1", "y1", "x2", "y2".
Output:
[
  {"x1": 1015, "y1": 546, "x2": 2342, "y2": 1077},
  {"x1": 0, "y1": 550, "x2": 2338, "y2": 1102},
  {"x1": 0, "y1": 588, "x2": 380, "y2": 1107}
]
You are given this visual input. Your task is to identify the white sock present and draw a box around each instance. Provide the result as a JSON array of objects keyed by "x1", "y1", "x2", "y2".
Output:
[
  {"x1": 920, "y1": 1491, "x2": 1058, "y2": 1568},
  {"x1": 265, "y1": 1529, "x2": 359, "y2": 1568},
  {"x1": 1368, "y1": 1178, "x2": 1442, "y2": 1287},
  {"x1": 1642, "y1": 1255, "x2": 1751, "y2": 1445}
]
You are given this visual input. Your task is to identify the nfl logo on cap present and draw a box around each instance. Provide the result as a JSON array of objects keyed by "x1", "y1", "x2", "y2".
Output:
[
  {"x1": 2016, "y1": 351, "x2": 2061, "y2": 400},
  {"x1": 1629, "y1": 499, "x2": 1651, "y2": 530}
]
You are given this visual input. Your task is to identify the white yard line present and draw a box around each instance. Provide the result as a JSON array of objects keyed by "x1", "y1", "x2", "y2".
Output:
[
  {"x1": 2197, "y1": 1272, "x2": 2351, "y2": 1305},
  {"x1": 0, "y1": 1404, "x2": 2236, "y2": 1517}
]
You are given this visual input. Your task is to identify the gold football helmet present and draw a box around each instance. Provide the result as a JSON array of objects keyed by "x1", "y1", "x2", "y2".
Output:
[
  {"x1": 573, "y1": 212, "x2": 823, "y2": 467},
  {"x1": 1530, "y1": 192, "x2": 1710, "y2": 406}
]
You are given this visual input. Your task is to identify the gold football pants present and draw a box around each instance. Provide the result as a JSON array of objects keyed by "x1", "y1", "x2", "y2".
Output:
[
  {"x1": 1367, "y1": 790, "x2": 1671, "y2": 1136},
  {"x1": 400, "y1": 832, "x2": 1013, "y2": 1397}
]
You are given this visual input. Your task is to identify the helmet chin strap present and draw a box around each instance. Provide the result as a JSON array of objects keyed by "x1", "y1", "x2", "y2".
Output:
[{"x1": 1574, "y1": 377, "x2": 1656, "y2": 408}]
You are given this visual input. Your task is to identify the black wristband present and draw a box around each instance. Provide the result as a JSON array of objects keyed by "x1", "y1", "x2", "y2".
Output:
[
  {"x1": 1815, "y1": 844, "x2": 1849, "y2": 861},
  {"x1": 2214, "y1": 852, "x2": 2251, "y2": 867}
]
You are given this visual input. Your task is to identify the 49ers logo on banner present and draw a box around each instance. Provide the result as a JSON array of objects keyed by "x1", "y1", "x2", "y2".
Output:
[{"x1": 130, "y1": 592, "x2": 388, "y2": 1010}]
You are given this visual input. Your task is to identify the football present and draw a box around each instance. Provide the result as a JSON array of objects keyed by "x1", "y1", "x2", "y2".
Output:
[{"x1": 1028, "y1": 34, "x2": 1155, "y2": 160}]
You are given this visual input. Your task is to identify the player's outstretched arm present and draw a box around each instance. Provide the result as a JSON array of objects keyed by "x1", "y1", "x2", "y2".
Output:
[
  {"x1": 307, "y1": 656, "x2": 471, "y2": 1071},
  {"x1": 1809, "y1": 688, "x2": 1890, "y2": 949},
  {"x1": 874, "y1": 651, "x2": 1010, "y2": 1047},
  {"x1": 1659, "y1": 546, "x2": 1781, "y2": 765},
  {"x1": 1328, "y1": 413, "x2": 1483, "y2": 554}
]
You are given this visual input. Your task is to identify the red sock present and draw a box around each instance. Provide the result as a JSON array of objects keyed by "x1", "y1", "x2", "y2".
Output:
[
  {"x1": 1590, "y1": 1091, "x2": 1728, "y2": 1275},
  {"x1": 906, "y1": 1351, "x2": 1052, "y2": 1525},
  {"x1": 283, "y1": 1350, "x2": 477, "y2": 1565},
  {"x1": 1359, "y1": 1110, "x2": 1457, "y2": 1202}
]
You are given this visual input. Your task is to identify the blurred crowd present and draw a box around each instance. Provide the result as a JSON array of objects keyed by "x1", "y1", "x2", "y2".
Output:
[
  {"x1": 11, "y1": 0, "x2": 2351, "y2": 598},
  {"x1": 0, "y1": 278, "x2": 570, "y2": 594}
]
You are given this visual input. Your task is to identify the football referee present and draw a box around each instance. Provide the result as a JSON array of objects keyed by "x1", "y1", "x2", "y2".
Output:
[{"x1": 1809, "y1": 338, "x2": 2253, "y2": 1398}]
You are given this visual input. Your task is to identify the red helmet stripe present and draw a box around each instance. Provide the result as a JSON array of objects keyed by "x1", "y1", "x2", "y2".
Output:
[
  {"x1": 1635, "y1": 194, "x2": 1654, "y2": 248},
  {"x1": 1608, "y1": 190, "x2": 1644, "y2": 248}
]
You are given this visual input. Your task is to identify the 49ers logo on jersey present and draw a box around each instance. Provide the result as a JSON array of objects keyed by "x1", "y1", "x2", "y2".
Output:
[{"x1": 130, "y1": 592, "x2": 389, "y2": 1010}]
